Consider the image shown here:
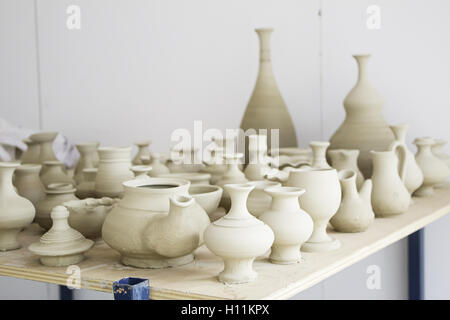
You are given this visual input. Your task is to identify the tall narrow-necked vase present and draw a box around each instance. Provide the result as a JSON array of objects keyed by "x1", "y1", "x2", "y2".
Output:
[
  {"x1": 329, "y1": 54, "x2": 395, "y2": 178},
  {"x1": 240, "y1": 28, "x2": 298, "y2": 150}
]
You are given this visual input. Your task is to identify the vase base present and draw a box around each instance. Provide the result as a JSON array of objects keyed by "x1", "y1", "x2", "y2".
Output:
[
  {"x1": 40, "y1": 254, "x2": 85, "y2": 267},
  {"x1": 218, "y1": 270, "x2": 257, "y2": 284},
  {"x1": 302, "y1": 238, "x2": 341, "y2": 252},
  {"x1": 121, "y1": 253, "x2": 194, "y2": 269}
]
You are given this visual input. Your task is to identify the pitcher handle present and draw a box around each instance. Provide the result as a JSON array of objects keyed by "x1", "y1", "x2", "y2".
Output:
[{"x1": 390, "y1": 141, "x2": 407, "y2": 182}]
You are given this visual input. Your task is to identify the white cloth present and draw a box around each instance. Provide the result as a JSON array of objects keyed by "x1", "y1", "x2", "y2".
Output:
[{"x1": 0, "y1": 118, "x2": 79, "y2": 168}]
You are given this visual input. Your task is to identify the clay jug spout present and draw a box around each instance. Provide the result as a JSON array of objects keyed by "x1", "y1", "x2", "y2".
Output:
[{"x1": 338, "y1": 169, "x2": 359, "y2": 200}]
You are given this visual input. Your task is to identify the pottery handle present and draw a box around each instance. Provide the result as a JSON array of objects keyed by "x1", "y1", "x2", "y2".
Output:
[{"x1": 391, "y1": 142, "x2": 407, "y2": 182}]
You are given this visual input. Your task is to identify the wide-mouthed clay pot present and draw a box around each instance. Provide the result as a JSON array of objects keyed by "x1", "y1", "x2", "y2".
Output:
[
  {"x1": 102, "y1": 178, "x2": 210, "y2": 268},
  {"x1": 188, "y1": 184, "x2": 223, "y2": 220}
]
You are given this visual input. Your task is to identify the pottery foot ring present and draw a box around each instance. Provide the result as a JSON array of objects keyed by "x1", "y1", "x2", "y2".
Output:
[
  {"x1": 0, "y1": 229, "x2": 21, "y2": 251},
  {"x1": 40, "y1": 253, "x2": 85, "y2": 267},
  {"x1": 269, "y1": 244, "x2": 302, "y2": 265},
  {"x1": 121, "y1": 253, "x2": 194, "y2": 269},
  {"x1": 219, "y1": 258, "x2": 258, "y2": 284}
]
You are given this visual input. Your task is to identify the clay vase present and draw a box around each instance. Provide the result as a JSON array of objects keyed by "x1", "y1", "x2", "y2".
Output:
[
  {"x1": 95, "y1": 147, "x2": 134, "y2": 198},
  {"x1": 240, "y1": 28, "x2": 298, "y2": 150},
  {"x1": 40, "y1": 161, "x2": 74, "y2": 187},
  {"x1": 329, "y1": 54, "x2": 395, "y2": 178},
  {"x1": 246, "y1": 180, "x2": 281, "y2": 217},
  {"x1": 130, "y1": 165, "x2": 152, "y2": 180},
  {"x1": 310, "y1": 141, "x2": 332, "y2": 169},
  {"x1": 244, "y1": 134, "x2": 273, "y2": 181},
  {"x1": 204, "y1": 183, "x2": 274, "y2": 284},
  {"x1": 330, "y1": 170, "x2": 374, "y2": 232},
  {"x1": 148, "y1": 153, "x2": 170, "y2": 177},
  {"x1": 74, "y1": 142, "x2": 99, "y2": 185},
  {"x1": 328, "y1": 149, "x2": 364, "y2": 190},
  {"x1": 431, "y1": 139, "x2": 450, "y2": 169},
  {"x1": 76, "y1": 168, "x2": 97, "y2": 199},
  {"x1": 29, "y1": 132, "x2": 59, "y2": 164},
  {"x1": 13, "y1": 164, "x2": 45, "y2": 209},
  {"x1": 216, "y1": 153, "x2": 248, "y2": 211},
  {"x1": 371, "y1": 150, "x2": 410, "y2": 216},
  {"x1": 388, "y1": 124, "x2": 423, "y2": 195},
  {"x1": 28, "y1": 206, "x2": 94, "y2": 266},
  {"x1": 21, "y1": 138, "x2": 40, "y2": 164},
  {"x1": 102, "y1": 178, "x2": 210, "y2": 268},
  {"x1": 132, "y1": 140, "x2": 152, "y2": 165},
  {"x1": 259, "y1": 186, "x2": 313, "y2": 264},
  {"x1": 36, "y1": 183, "x2": 78, "y2": 231},
  {"x1": 0, "y1": 162, "x2": 35, "y2": 251},
  {"x1": 413, "y1": 137, "x2": 449, "y2": 196},
  {"x1": 189, "y1": 185, "x2": 223, "y2": 221}
]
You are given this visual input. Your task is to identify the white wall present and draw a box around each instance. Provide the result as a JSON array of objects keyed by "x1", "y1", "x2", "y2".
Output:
[{"x1": 1, "y1": 0, "x2": 449, "y2": 299}]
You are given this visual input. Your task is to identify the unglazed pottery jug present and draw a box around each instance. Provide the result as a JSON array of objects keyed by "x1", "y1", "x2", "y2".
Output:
[
  {"x1": 40, "y1": 161, "x2": 74, "y2": 187},
  {"x1": 29, "y1": 206, "x2": 94, "y2": 267},
  {"x1": 413, "y1": 137, "x2": 449, "y2": 196},
  {"x1": 132, "y1": 140, "x2": 152, "y2": 165},
  {"x1": 240, "y1": 28, "x2": 298, "y2": 149},
  {"x1": 371, "y1": 150, "x2": 410, "y2": 216},
  {"x1": 432, "y1": 139, "x2": 450, "y2": 169},
  {"x1": 246, "y1": 180, "x2": 281, "y2": 217},
  {"x1": 269, "y1": 167, "x2": 342, "y2": 252},
  {"x1": 216, "y1": 153, "x2": 248, "y2": 211},
  {"x1": 328, "y1": 149, "x2": 364, "y2": 189},
  {"x1": 21, "y1": 138, "x2": 40, "y2": 164},
  {"x1": 310, "y1": 141, "x2": 331, "y2": 169},
  {"x1": 102, "y1": 178, "x2": 210, "y2": 268},
  {"x1": 148, "y1": 153, "x2": 170, "y2": 177},
  {"x1": 329, "y1": 55, "x2": 395, "y2": 178},
  {"x1": 95, "y1": 147, "x2": 134, "y2": 198},
  {"x1": 330, "y1": 170, "x2": 374, "y2": 232},
  {"x1": 244, "y1": 134, "x2": 272, "y2": 181},
  {"x1": 76, "y1": 168, "x2": 97, "y2": 199},
  {"x1": 204, "y1": 183, "x2": 274, "y2": 284},
  {"x1": 13, "y1": 164, "x2": 45, "y2": 209},
  {"x1": 29, "y1": 132, "x2": 59, "y2": 164},
  {"x1": 74, "y1": 142, "x2": 99, "y2": 184},
  {"x1": 259, "y1": 186, "x2": 313, "y2": 264},
  {"x1": 0, "y1": 162, "x2": 35, "y2": 251},
  {"x1": 388, "y1": 124, "x2": 423, "y2": 195},
  {"x1": 63, "y1": 197, "x2": 118, "y2": 238},
  {"x1": 36, "y1": 183, "x2": 78, "y2": 230}
]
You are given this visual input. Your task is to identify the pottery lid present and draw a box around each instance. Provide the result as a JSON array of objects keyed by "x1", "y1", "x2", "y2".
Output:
[{"x1": 28, "y1": 206, "x2": 93, "y2": 257}]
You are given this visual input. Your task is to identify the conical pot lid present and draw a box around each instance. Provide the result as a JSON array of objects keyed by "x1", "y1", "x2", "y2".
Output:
[{"x1": 29, "y1": 206, "x2": 93, "y2": 256}]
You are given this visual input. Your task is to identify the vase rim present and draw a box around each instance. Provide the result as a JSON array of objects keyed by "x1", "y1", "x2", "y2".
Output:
[
  {"x1": 264, "y1": 186, "x2": 305, "y2": 197},
  {"x1": 123, "y1": 177, "x2": 190, "y2": 194}
]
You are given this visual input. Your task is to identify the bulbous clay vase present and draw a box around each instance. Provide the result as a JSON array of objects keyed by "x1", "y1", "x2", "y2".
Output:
[
  {"x1": 132, "y1": 140, "x2": 152, "y2": 165},
  {"x1": 0, "y1": 162, "x2": 35, "y2": 251},
  {"x1": 329, "y1": 54, "x2": 395, "y2": 178},
  {"x1": 259, "y1": 186, "x2": 313, "y2": 264},
  {"x1": 40, "y1": 161, "x2": 74, "y2": 187},
  {"x1": 95, "y1": 147, "x2": 134, "y2": 198},
  {"x1": 36, "y1": 183, "x2": 78, "y2": 230},
  {"x1": 371, "y1": 150, "x2": 410, "y2": 216},
  {"x1": 330, "y1": 170, "x2": 374, "y2": 232},
  {"x1": 148, "y1": 153, "x2": 170, "y2": 177},
  {"x1": 204, "y1": 183, "x2": 274, "y2": 284},
  {"x1": 63, "y1": 197, "x2": 119, "y2": 239},
  {"x1": 432, "y1": 139, "x2": 450, "y2": 169},
  {"x1": 102, "y1": 178, "x2": 210, "y2": 268},
  {"x1": 413, "y1": 137, "x2": 449, "y2": 196},
  {"x1": 21, "y1": 138, "x2": 40, "y2": 164},
  {"x1": 328, "y1": 149, "x2": 364, "y2": 190},
  {"x1": 29, "y1": 132, "x2": 59, "y2": 164},
  {"x1": 76, "y1": 168, "x2": 97, "y2": 199},
  {"x1": 388, "y1": 124, "x2": 423, "y2": 195},
  {"x1": 246, "y1": 180, "x2": 281, "y2": 217},
  {"x1": 29, "y1": 206, "x2": 94, "y2": 267},
  {"x1": 310, "y1": 141, "x2": 331, "y2": 169},
  {"x1": 74, "y1": 142, "x2": 99, "y2": 185},
  {"x1": 188, "y1": 185, "x2": 223, "y2": 221},
  {"x1": 13, "y1": 164, "x2": 45, "y2": 209},
  {"x1": 216, "y1": 153, "x2": 248, "y2": 211},
  {"x1": 240, "y1": 28, "x2": 298, "y2": 150}
]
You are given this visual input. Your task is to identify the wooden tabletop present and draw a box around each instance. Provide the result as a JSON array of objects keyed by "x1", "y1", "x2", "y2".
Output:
[{"x1": 1, "y1": 183, "x2": 449, "y2": 300}]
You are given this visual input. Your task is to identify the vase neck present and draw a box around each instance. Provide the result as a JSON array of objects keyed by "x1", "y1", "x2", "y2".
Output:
[
  {"x1": 270, "y1": 194, "x2": 300, "y2": 211},
  {"x1": 256, "y1": 29, "x2": 273, "y2": 62},
  {"x1": 225, "y1": 185, "x2": 253, "y2": 219},
  {"x1": 0, "y1": 165, "x2": 17, "y2": 194},
  {"x1": 390, "y1": 125, "x2": 408, "y2": 143},
  {"x1": 354, "y1": 55, "x2": 370, "y2": 83}
]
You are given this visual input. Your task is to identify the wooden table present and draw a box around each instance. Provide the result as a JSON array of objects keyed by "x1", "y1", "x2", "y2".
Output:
[{"x1": 1, "y1": 183, "x2": 449, "y2": 300}]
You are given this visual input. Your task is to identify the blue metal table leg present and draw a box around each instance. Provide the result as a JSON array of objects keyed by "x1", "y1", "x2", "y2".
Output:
[
  {"x1": 59, "y1": 285, "x2": 73, "y2": 300},
  {"x1": 408, "y1": 228, "x2": 424, "y2": 300}
]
